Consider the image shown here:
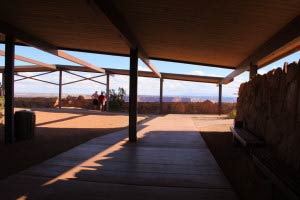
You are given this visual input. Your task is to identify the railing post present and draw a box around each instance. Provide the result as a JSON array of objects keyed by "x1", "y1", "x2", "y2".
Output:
[
  {"x1": 4, "y1": 34, "x2": 15, "y2": 144},
  {"x1": 129, "y1": 48, "x2": 138, "y2": 142},
  {"x1": 249, "y1": 62, "x2": 258, "y2": 80},
  {"x1": 218, "y1": 84, "x2": 222, "y2": 115},
  {"x1": 159, "y1": 78, "x2": 163, "y2": 114},
  {"x1": 0, "y1": 71, "x2": 5, "y2": 97}
]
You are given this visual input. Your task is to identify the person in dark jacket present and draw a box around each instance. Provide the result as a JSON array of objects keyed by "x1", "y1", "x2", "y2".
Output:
[
  {"x1": 98, "y1": 92, "x2": 107, "y2": 111},
  {"x1": 91, "y1": 91, "x2": 99, "y2": 110}
]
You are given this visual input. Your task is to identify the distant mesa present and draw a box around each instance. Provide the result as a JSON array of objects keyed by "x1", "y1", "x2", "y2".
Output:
[{"x1": 15, "y1": 93, "x2": 237, "y2": 103}]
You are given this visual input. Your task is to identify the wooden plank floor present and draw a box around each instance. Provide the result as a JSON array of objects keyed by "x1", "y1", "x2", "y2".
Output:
[{"x1": 0, "y1": 114, "x2": 237, "y2": 200}]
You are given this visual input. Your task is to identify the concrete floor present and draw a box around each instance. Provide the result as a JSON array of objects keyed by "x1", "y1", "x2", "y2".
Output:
[{"x1": 0, "y1": 114, "x2": 237, "y2": 200}]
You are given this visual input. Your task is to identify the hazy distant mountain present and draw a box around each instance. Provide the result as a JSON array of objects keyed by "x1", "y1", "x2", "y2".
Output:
[
  {"x1": 131, "y1": 95, "x2": 236, "y2": 103},
  {"x1": 15, "y1": 93, "x2": 237, "y2": 103}
]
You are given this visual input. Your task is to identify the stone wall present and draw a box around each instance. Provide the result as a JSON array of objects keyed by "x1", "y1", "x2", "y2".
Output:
[
  {"x1": 121, "y1": 101, "x2": 235, "y2": 114},
  {"x1": 14, "y1": 97, "x2": 59, "y2": 108},
  {"x1": 14, "y1": 96, "x2": 94, "y2": 109},
  {"x1": 236, "y1": 61, "x2": 300, "y2": 171},
  {"x1": 14, "y1": 96, "x2": 235, "y2": 115},
  {"x1": 60, "y1": 96, "x2": 94, "y2": 109}
]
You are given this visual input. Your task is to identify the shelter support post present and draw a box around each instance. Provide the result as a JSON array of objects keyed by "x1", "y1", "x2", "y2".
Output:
[
  {"x1": 218, "y1": 84, "x2": 222, "y2": 115},
  {"x1": 249, "y1": 63, "x2": 258, "y2": 80},
  {"x1": 159, "y1": 78, "x2": 163, "y2": 114},
  {"x1": 129, "y1": 48, "x2": 138, "y2": 142},
  {"x1": 58, "y1": 70, "x2": 62, "y2": 109},
  {"x1": 4, "y1": 34, "x2": 15, "y2": 144},
  {"x1": 106, "y1": 74, "x2": 110, "y2": 112},
  {"x1": 1, "y1": 72, "x2": 4, "y2": 96}
]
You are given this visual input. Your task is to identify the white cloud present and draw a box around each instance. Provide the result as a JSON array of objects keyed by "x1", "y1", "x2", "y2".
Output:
[
  {"x1": 189, "y1": 70, "x2": 219, "y2": 77},
  {"x1": 190, "y1": 70, "x2": 205, "y2": 76},
  {"x1": 258, "y1": 69, "x2": 268, "y2": 75},
  {"x1": 222, "y1": 73, "x2": 248, "y2": 96}
]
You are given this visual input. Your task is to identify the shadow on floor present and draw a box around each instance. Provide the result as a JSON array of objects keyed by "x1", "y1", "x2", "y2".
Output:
[
  {"x1": 0, "y1": 115, "x2": 156, "y2": 180},
  {"x1": 0, "y1": 126, "x2": 123, "y2": 179},
  {"x1": 29, "y1": 107, "x2": 131, "y2": 116},
  {"x1": 4, "y1": 129, "x2": 237, "y2": 200},
  {"x1": 36, "y1": 114, "x2": 89, "y2": 126},
  {"x1": 200, "y1": 131, "x2": 272, "y2": 200}
]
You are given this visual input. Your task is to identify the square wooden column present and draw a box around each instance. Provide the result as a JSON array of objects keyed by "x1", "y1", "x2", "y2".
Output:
[
  {"x1": 106, "y1": 74, "x2": 110, "y2": 112},
  {"x1": 129, "y1": 48, "x2": 138, "y2": 142},
  {"x1": 4, "y1": 34, "x2": 15, "y2": 144},
  {"x1": 218, "y1": 84, "x2": 222, "y2": 115},
  {"x1": 58, "y1": 70, "x2": 62, "y2": 109},
  {"x1": 1, "y1": 73, "x2": 5, "y2": 96},
  {"x1": 159, "y1": 78, "x2": 163, "y2": 114},
  {"x1": 249, "y1": 62, "x2": 258, "y2": 80}
]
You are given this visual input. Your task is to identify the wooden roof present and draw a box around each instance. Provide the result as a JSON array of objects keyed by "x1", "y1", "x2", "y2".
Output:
[{"x1": 1, "y1": 0, "x2": 300, "y2": 71}]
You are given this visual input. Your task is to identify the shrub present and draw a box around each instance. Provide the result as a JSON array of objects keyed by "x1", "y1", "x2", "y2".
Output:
[
  {"x1": 0, "y1": 96, "x2": 4, "y2": 109},
  {"x1": 228, "y1": 109, "x2": 237, "y2": 119},
  {"x1": 109, "y1": 87, "x2": 126, "y2": 111},
  {"x1": 0, "y1": 96, "x2": 4, "y2": 124}
]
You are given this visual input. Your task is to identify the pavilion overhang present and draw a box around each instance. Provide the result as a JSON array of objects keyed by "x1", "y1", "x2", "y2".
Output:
[
  {"x1": 220, "y1": 16, "x2": 300, "y2": 84},
  {"x1": 1, "y1": 0, "x2": 300, "y2": 143}
]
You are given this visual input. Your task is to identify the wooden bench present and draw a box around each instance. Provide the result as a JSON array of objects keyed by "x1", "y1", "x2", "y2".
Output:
[
  {"x1": 252, "y1": 148, "x2": 300, "y2": 200},
  {"x1": 230, "y1": 126, "x2": 264, "y2": 147}
]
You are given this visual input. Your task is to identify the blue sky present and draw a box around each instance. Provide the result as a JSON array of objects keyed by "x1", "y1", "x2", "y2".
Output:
[{"x1": 0, "y1": 44, "x2": 299, "y2": 98}]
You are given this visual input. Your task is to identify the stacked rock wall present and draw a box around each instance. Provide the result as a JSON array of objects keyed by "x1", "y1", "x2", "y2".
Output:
[
  {"x1": 122, "y1": 101, "x2": 235, "y2": 114},
  {"x1": 14, "y1": 96, "x2": 235, "y2": 115},
  {"x1": 14, "y1": 97, "x2": 58, "y2": 108},
  {"x1": 14, "y1": 96, "x2": 94, "y2": 109},
  {"x1": 236, "y1": 61, "x2": 300, "y2": 170},
  {"x1": 60, "y1": 95, "x2": 93, "y2": 109}
]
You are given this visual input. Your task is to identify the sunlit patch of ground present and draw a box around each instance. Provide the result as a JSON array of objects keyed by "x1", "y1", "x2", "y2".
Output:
[{"x1": 192, "y1": 114, "x2": 233, "y2": 132}]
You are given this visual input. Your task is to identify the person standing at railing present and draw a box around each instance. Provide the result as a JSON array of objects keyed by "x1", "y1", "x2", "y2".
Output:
[
  {"x1": 98, "y1": 92, "x2": 107, "y2": 112},
  {"x1": 91, "y1": 91, "x2": 99, "y2": 110}
]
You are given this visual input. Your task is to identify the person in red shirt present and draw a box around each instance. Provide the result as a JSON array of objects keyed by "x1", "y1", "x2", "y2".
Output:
[{"x1": 98, "y1": 92, "x2": 107, "y2": 111}]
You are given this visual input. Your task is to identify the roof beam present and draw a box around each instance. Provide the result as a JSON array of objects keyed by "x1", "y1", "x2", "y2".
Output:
[
  {"x1": 58, "y1": 65, "x2": 224, "y2": 83},
  {"x1": 93, "y1": 0, "x2": 161, "y2": 78},
  {"x1": 0, "y1": 65, "x2": 55, "y2": 72},
  {"x1": 0, "y1": 20, "x2": 105, "y2": 73},
  {"x1": 0, "y1": 50, "x2": 56, "y2": 70},
  {"x1": 0, "y1": 65, "x2": 230, "y2": 84},
  {"x1": 148, "y1": 57, "x2": 235, "y2": 70},
  {"x1": 4, "y1": 42, "x2": 236, "y2": 70},
  {"x1": 220, "y1": 16, "x2": 300, "y2": 84}
]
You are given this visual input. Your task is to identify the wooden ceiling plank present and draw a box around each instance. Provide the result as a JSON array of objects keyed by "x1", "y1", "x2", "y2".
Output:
[
  {"x1": 93, "y1": 0, "x2": 161, "y2": 78},
  {"x1": 0, "y1": 20, "x2": 105, "y2": 73},
  {"x1": 220, "y1": 16, "x2": 300, "y2": 84}
]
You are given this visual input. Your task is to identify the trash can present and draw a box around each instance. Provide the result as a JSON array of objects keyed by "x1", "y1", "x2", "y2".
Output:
[{"x1": 15, "y1": 110, "x2": 36, "y2": 141}]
